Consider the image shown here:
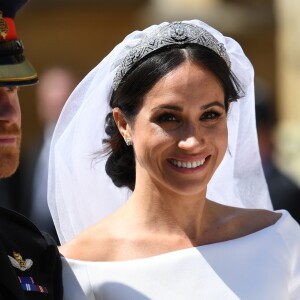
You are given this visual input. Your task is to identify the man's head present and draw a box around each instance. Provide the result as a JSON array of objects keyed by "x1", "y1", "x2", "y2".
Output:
[
  {"x1": 0, "y1": 86, "x2": 21, "y2": 177},
  {"x1": 0, "y1": 0, "x2": 38, "y2": 178}
]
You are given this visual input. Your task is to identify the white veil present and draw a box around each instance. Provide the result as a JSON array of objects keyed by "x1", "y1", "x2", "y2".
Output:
[{"x1": 48, "y1": 19, "x2": 273, "y2": 244}]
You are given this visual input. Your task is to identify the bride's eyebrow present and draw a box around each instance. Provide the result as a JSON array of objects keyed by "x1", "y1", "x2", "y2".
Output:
[
  {"x1": 201, "y1": 101, "x2": 225, "y2": 110},
  {"x1": 151, "y1": 100, "x2": 225, "y2": 112},
  {"x1": 151, "y1": 105, "x2": 183, "y2": 112}
]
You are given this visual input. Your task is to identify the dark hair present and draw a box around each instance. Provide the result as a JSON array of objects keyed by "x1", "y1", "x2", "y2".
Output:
[{"x1": 103, "y1": 44, "x2": 243, "y2": 190}]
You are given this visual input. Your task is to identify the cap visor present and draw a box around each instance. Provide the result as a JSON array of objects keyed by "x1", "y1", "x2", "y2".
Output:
[{"x1": 0, "y1": 58, "x2": 38, "y2": 86}]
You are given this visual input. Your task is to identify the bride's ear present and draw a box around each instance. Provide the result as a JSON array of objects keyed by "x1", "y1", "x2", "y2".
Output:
[{"x1": 112, "y1": 107, "x2": 132, "y2": 140}]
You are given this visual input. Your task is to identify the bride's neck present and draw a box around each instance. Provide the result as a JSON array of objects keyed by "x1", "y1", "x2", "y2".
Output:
[{"x1": 122, "y1": 182, "x2": 209, "y2": 240}]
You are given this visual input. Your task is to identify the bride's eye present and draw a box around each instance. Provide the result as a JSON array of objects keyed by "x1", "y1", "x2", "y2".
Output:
[
  {"x1": 200, "y1": 110, "x2": 221, "y2": 121},
  {"x1": 156, "y1": 113, "x2": 179, "y2": 123}
]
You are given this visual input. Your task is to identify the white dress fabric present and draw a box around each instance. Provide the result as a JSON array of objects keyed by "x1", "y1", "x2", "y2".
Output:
[{"x1": 61, "y1": 210, "x2": 300, "y2": 300}]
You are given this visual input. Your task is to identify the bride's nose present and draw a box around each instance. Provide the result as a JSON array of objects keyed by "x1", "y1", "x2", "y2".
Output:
[{"x1": 177, "y1": 125, "x2": 205, "y2": 151}]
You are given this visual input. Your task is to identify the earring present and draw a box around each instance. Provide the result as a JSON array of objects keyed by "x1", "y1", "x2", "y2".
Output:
[{"x1": 125, "y1": 138, "x2": 132, "y2": 146}]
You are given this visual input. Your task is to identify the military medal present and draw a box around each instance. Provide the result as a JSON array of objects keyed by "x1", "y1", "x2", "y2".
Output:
[
  {"x1": 18, "y1": 277, "x2": 48, "y2": 294},
  {"x1": 8, "y1": 251, "x2": 33, "y2": 271}
]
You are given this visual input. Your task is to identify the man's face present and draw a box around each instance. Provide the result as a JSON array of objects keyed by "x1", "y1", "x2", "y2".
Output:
[{"x1": 0, "y1": 86, "x2": 21, "y2": 178}]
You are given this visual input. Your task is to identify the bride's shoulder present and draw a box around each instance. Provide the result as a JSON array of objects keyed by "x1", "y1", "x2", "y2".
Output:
[
  {"x1": 228, "y1": 206, "x2": 282, "y2": 235},
  {"x1": 59, "y1": 223, "x2": 117, "y2": 261},
  {"x1": 209, "y1": 201, "x2": 282, "y2": 239},
  {"x1": 239, "y1": 207, "x2": 281, "y2": 224}
]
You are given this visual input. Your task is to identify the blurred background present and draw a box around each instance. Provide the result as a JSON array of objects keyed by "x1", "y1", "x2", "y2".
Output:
[{"x1": 1, "y1": 0, "x2": 300, "y2": 239}]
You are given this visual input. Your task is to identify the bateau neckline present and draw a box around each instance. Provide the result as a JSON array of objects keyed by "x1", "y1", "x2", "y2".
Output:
[{"x1": 62, "y1": 209, "x2": 288, "y2": 264}]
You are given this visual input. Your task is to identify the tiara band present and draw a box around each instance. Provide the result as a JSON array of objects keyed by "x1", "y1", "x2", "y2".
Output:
[{"x1": 112, "y1": 22, "x2": 231, "y2": 91}]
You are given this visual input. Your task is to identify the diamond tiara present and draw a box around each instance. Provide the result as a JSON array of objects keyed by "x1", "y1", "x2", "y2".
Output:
[{"x1": 112, "y1": 22, "x2": 231, "y2": 91}]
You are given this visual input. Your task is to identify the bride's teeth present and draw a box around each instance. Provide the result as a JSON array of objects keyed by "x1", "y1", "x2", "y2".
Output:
[{"x1": 171, "y1": 158, "x2": 206, "y2": 168}]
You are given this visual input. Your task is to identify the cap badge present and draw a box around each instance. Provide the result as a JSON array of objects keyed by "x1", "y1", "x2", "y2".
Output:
[
  {"x1": 8, "y1": 251, "x2": 33, "y2": 271},
  {"x1": 0, "y1": 11, "x2": 8, "y2": 40}
]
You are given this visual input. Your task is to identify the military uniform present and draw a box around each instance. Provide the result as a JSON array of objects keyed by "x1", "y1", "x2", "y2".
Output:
[
  {"x1": 0, "y1": 1, "x2": 63, "y2": 298},
  {"x1": 0, "y1": 207, "x2": 62, "y2": 299}
]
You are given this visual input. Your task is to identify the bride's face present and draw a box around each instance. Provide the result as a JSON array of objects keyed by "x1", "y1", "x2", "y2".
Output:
[{"x1": 129, "y1": 61, "x2": 228, "y2": 196}]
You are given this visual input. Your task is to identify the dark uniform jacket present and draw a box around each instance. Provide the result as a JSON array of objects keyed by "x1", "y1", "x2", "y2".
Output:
[{"x1": 0, "y1": 207, "x2": 63, "y2": 299}]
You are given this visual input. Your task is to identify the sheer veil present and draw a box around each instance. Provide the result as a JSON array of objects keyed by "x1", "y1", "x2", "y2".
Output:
[{"x1": 48, "y1": 20, "x2": 273, "y2": 244}]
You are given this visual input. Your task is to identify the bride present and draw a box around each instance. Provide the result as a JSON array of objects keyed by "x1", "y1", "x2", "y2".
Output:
[{"x1": 48, "y1": 20, "x2": 300, "y2": 299}]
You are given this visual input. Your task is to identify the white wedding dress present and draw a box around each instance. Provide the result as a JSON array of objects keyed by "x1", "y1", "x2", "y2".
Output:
[{"x1": 61, "y1": 210, "x2": 300, "y2": 300}]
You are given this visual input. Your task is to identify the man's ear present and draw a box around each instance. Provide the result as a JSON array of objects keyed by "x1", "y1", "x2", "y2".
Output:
[{"x1": 112, "y1": 107, "x2": 132, "y2": 140}]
